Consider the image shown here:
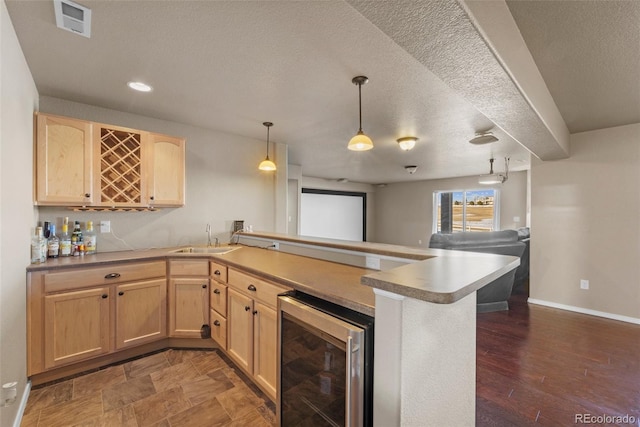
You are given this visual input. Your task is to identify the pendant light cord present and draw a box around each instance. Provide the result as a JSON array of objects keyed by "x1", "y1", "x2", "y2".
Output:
[
  {"x1": 266, "y1": 126, "x2": 270, "y2": 159},
  {"x1": 358, "y1": 82, "x2": 363, "y2": 133}
]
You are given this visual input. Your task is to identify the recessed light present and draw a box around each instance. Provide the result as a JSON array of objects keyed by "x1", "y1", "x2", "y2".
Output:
[{"x1": 127, "y1": 81, "x2": 153, "y2": 92}]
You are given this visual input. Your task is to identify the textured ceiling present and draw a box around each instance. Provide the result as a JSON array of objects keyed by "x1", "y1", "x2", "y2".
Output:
[
  {"x1": 506, "y1": 0, "x2": 640, "y2": 134},
  {"x1": 6, "y1": 0, "x2": 636, "y2": 183}
]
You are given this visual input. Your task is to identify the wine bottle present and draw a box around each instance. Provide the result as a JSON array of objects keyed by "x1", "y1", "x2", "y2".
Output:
[
  {"x1": 47, "y1": 224, "x2": 60, "y2": 258},
  {"x1": 31, "y1": 227, "x2": 45, "y2": 264},
  {"x1": 60, "y1": 222, "x2": 71, "y2": 257}
]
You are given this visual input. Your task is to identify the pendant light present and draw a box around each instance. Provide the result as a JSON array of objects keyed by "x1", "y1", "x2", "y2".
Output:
[
  {"x1": 258, "y1": 122, "x2": 276, "y2": 171},
  {"x1": 348, "y1": 76, "x2": 374, "y2": 151}
]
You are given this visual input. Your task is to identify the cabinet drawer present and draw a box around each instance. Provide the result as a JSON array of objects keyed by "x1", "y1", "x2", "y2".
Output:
[
  {"x1": 210, "y1": 261, "x2": 227, "y2": 283},
  {"x1": 210, "y1": 309, "x2": 227, "y2": 350},
  {"x1": 228, "y1": 268, "x2": 290, "y2": 309},
  {"x1": 169, "y1": 259, "x2": 209, "y2": 276},
  {"x1": 210, "y1": 283, "x2": 227, "y2": 317},
  {"x1": 44, "y1": 261, "x2": 166, "y2": 293}
]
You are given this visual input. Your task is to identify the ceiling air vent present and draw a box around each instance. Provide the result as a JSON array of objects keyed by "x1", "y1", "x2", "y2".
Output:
[{"x1": 53, "y1": 0, "x2": 91, "y2": 38}]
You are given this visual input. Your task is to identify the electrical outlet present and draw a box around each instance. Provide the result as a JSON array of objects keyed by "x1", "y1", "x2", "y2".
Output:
[
  {"x1": 365, "y1": 256, "x2": 380, "y2": 270},
  {"x1": 99, "y1": 220, "x2": 111, "y2": 233},
  {"x1": 272, "y1": 241, "x2": 279, "y2": 250},
  {"x1": 580, "y1": 279, "x2": 589, "y2": 290}
]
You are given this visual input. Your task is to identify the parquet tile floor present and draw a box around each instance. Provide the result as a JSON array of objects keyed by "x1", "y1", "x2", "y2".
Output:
[{"x1": 20, "y1": 349, "x2": 276, "y2": 427}]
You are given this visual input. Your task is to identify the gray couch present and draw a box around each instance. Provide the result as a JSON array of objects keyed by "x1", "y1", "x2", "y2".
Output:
[{"x1": 429, "y1": 230, "x2": 526, "y2": 312}]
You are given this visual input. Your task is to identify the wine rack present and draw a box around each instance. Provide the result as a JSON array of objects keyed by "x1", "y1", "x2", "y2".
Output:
[{"x1": 99, "y1": 128, "x2": 142, "y2": 205}]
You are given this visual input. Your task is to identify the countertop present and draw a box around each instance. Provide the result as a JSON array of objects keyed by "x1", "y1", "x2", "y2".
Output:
[
  {"x1": 238, "y1": 231, "x2": 521, "y2": 304},
  {"x1": 26, "y1": 245, "x2": 376, "y2": 316},
  {"x1": 27, "y1": 232, "x2": 520, "y2": 313}
]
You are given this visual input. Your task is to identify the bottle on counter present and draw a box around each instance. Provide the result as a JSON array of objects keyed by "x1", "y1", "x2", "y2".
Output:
[
  {"x1": 84, "y1": 221, "x2": 97, "y2": 255},
  {"x1": 60, "y1": 220, "x2": 72, "y2": 257},
  {"x1": 31, "y1": 227, "x2": 46, "y2": 264},
  {"x1": 71, "y1": 220, "x2": 83, "y2": 256},
  {"x1": 47, "y1": 224, "x2": 60, "y2": 258},
  {"x1": 43, "y1": 221, "x2": 51, "y2": 239}
]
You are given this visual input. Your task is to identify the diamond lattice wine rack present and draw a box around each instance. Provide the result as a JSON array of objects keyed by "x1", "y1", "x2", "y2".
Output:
[{"x1": 99, "y1": 128, "x2": 142, "y2": 205}]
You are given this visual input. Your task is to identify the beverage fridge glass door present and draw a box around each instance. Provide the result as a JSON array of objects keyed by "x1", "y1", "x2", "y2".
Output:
[{"x1": 278, "y1": 294, "x2": 369, "y2": 427}]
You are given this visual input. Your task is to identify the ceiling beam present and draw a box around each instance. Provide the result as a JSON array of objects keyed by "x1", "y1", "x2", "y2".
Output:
[{"x1": 346, "y1": 0, "x2": 570, "y2": 160}]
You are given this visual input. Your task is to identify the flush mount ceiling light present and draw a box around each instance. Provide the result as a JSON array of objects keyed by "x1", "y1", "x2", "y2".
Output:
[
  {"x1": 478, "y1": 157, "x2": 509, "y2": 184},
  {"x1": 127, "y1": 81, "x2": 153, "y2": 92},
  {"x1": 258, "y1": 122, "x2": 276, "y2": 171},
  {"x1": 397, "y1": 136, "x2": 418, "y2": 151},
  {"x1": 405, "y1": 165, "x2": 418, "y2": 174},
  {"x1": 469, "y1": 131, "x2": 499, "y2": 145},
  {"x1": 348, "y1": 76, "x2": 374, "y2": 151}
]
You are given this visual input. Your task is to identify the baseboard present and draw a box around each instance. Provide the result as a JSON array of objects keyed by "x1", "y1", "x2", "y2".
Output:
[
  {"x1": 12, "y1": 380, "x2": 31, "y2": 427},
  {"x1": 527, "y1": 298, "x2": 640, "y2": 325}
]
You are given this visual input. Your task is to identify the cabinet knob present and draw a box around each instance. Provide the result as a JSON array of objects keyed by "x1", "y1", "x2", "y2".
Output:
[
  {"x1": 101, "y1": 294, "x2": 108, "y2": 299},
  {"x1": 214, "y1": 270, "x2": 221, "y2": 276},
  {"x1": 245, "y1": 306, "x2": 251, "y2": 311},
  {"x1": 104, "y1": 273, "x2": 121, "y2": 279},
  {"x1": 213, "y1": 320, "x2": 221, "y2": 327},
  {"x1": 202, "y1": 284, "x2": 207, "y2": 289},
  {"x1": 253, "y1": 310, "x2": 258, "y2": 315},
  {"x1": 247, "y1": 284, "x2": 257, "y2": 292},
  {"x1": 84, "y1": 193, "x2": 91, "y2": 198},
  {"x1": 213, "y1": 289, "x2": 221, "y2": 295},
  {"x1": 118, "y1": 291, "x2": 124, "y2": 296},
  {"x1": 150, "y1": 196, "x2": 155, "y2": 201}
]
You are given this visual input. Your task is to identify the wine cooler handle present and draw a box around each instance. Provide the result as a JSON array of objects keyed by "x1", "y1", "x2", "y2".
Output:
[{"x1": 346, "y1": 335, "x2": 353, "y2": 427}]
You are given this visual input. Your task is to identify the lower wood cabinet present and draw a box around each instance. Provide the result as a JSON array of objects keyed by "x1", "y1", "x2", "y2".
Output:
[
  {"x1": 226, "y1": 268, "x2": 290, "y2": 401},
  {"x1": 168, "y1": 259, "x2": 210, "y2": 338},
  {"x1": 28, "y1": 261, "x2": 167, "y2": 376},
  {"x1": 116, "y1": 279, "x2": 167, "y2": 349},
  {"x1": 44, "y1": 286, "x2": 111, "y2": 369}
]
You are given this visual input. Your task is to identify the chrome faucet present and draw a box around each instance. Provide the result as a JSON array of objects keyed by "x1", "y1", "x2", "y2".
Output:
[
  {"x1": 214, "y1": 237, "x2": 219, "y2": 247},
  {"x1": 206, "y1": 223, "x2": 212, "y2": 247}
]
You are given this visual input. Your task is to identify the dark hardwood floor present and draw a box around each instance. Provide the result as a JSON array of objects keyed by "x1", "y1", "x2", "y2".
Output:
[{"x1": 476, "y1": 284, "x2": 640, "y2": 426}]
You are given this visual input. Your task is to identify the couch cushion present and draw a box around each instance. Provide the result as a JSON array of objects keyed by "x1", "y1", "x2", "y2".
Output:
[{"x1": 429, "y1": 230, "x2": 519, "y2": 249}]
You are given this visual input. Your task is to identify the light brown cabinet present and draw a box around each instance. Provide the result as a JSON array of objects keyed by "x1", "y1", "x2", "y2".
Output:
[
  {"x1": 147, "y1": 133, "x2": 185, "y2": 207},
  {"x1": 226, "y1": 268, "x2": 290, "y2": 400},
  {"x1": 34, "y1": 112, "x2": 185, "y2": 207},
  {"x1": 43, "y1": 286, "x2": 111, "y2": 369},
  {"x1": 35, "y1": 113, "x2": 93, "y2": 205},
  {"x1": 28, "y1": 260, "x2": 167, "y2": 376},
  {"x1": 210, "y1": 260, "x2": 228, "y2": 349},
  {"x1": 115, "y1": 279, "x2": 167, "y2": 350},
  {"x1": 168, "y1": 260, "x2": 210, "y2": 338}
]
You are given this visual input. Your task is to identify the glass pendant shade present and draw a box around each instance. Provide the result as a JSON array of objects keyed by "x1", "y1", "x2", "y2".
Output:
[
  {"x1": 258, "y1": 121, "x2": 276, "y2": 171},
  {"x1": 259, "y1": 158, "x2": 276, "y2": 171},
  {"x1": 397, "y1": 136, "x2": 418, "y2": 151},
  {"x1": 348, "y1": 130, "x2": 374, "y2": 151}
]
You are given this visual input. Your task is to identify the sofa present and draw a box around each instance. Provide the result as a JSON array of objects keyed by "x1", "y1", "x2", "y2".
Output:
[
  {"x1": 429, "y1": 230, "x2": 526, "y2": 312},
  {"x1": 513, "y1": 227, "x2": 530, "y2": 290}
]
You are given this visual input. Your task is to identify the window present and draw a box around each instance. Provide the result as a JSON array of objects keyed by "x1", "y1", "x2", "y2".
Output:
[{"x1": 433, "y1": 189, "x2": 499, "y2": 233}]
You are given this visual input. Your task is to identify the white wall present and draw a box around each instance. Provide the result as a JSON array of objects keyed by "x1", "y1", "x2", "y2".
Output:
[
  {"x1": 0, "y1": 1, "x2": 39, "y2": 424},
  {"x1": 530, "y1": 124, "x2": 640, "y2": 320},
  {"x1": 374, "y1": 171, "x2": 528, "y2": 247},
  {"x1": 38, "y1": 96, "x2": 285, "y2": 251}
]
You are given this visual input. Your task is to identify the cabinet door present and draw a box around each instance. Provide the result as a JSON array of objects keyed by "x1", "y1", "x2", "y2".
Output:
[
  {"x1": 253, "y1": 302, "x2": 277, "y2": 401},
  {"x1": 44, "y1": 287, "x2": 111, "y2": 369},
  {"x1": 116, "y1": 279, "x2": 167, "y2": 349},
  {"x1": 227, "y1": 289, "x2": 253, "y2": 373},
  {"x1": 94, "y1": 123, "x2": 147, "y2": 207},
  {"x1": 169, "y1": 278, "x2": 210, "y2": 338},
  {"x1": 147, "y1": 133, "x2": 185, "y2": 207},
  {"x1": 36, "y1": 113, "x2": 93, "y2": 205}
]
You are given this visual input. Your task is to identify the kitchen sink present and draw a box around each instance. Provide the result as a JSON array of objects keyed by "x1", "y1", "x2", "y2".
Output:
[{"x1": 170, "y1": 246, "x2": 241, "y2": 255}]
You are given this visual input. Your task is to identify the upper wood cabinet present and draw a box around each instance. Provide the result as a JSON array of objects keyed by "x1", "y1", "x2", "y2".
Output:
[
  {"x1": 35, "y1": 113, "x2": 185, "y2": 208},
  {"x1": 148, "y1": 133, "x2": 185, "y2": 207},
  {"x1": 35, "y1": 113, "x2": 93, "y2": 205}
]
